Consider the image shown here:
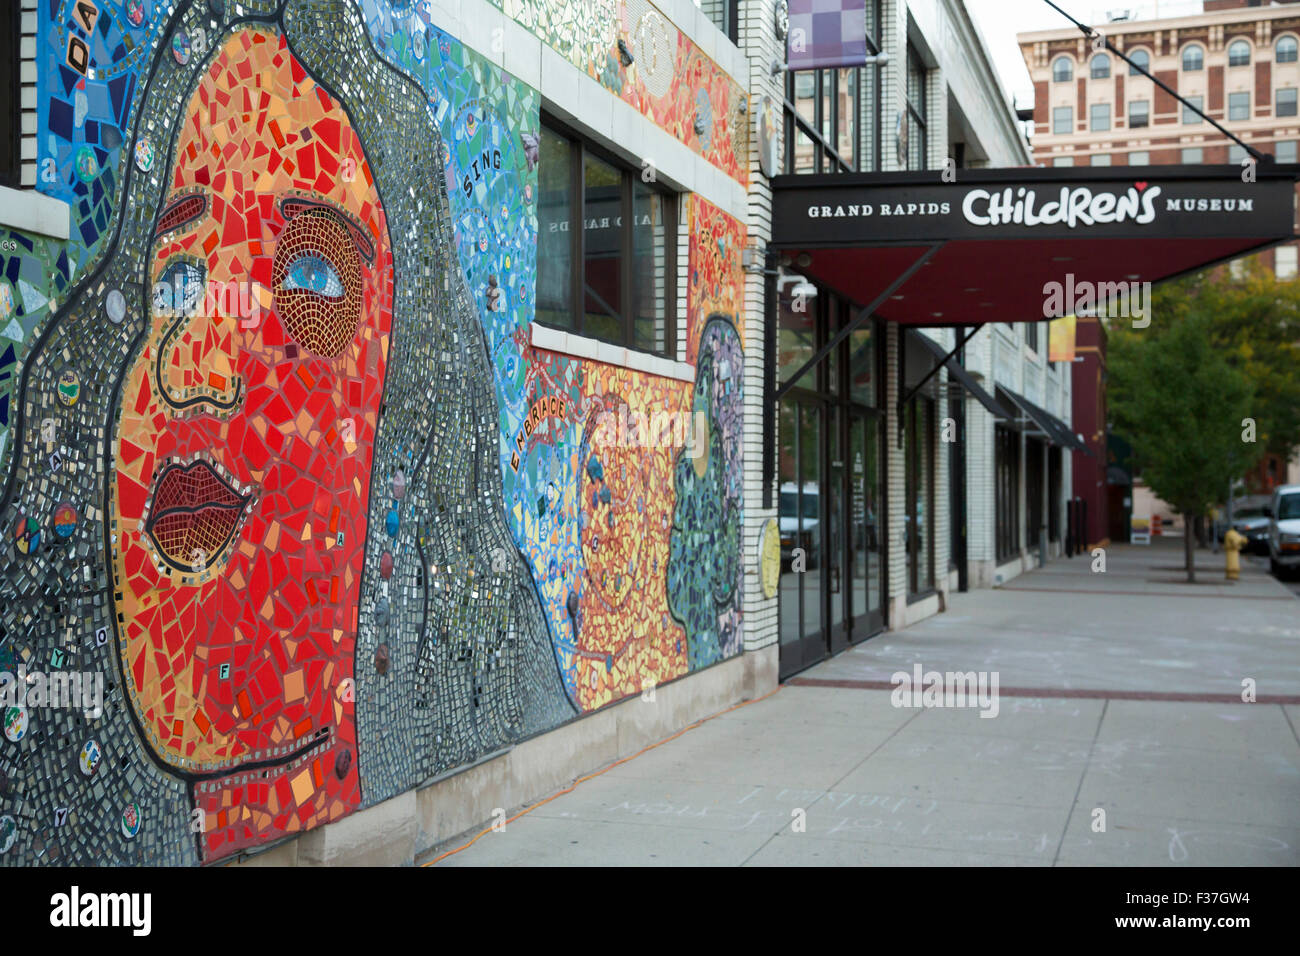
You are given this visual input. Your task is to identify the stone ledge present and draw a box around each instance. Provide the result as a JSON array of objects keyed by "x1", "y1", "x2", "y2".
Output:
[{"x1": 228, "y1": 646, "x2": 778, "y2": 866}]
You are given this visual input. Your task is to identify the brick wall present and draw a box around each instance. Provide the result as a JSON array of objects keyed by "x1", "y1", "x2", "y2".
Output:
[{"x1": 740, "y1": 0, "x2": 784, "y2": 653}]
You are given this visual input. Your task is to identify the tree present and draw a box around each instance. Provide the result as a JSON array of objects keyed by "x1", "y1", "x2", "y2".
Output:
[
  {"x1": 1190, "y1": 259, "x2": 1300, "y2": 467},
  {"x1": 1109, "y1": 310, "x2": 1255, "y2": 582}
]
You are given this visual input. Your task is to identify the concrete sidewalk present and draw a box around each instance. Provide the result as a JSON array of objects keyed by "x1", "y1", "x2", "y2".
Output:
[{"x1": 426, "y1": 541, "x2": 1300, "y2": 866}]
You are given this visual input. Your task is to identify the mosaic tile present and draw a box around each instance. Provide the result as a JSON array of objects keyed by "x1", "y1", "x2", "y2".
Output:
[{"x1": 3, "y1": 0, "x2": 747, "y2": 865}]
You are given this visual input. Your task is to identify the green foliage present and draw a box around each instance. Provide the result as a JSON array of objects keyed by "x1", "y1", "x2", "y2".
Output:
[{"x1": 1109, "y1": 309, "x2": 1255, "y2": 521}]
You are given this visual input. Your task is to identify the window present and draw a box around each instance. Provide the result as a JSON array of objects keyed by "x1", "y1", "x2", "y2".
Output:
[
  {"x1": 1229, "y1": 91, "x2": 1250, "y2": 121},
  {"x1": 535, "y1": 117, "x2": 677, "y2": 357},
  {"x1": 1128, "y1": 99, "x2": 1149, "y2": 128},
  {"x1": 1092, "y1": 153, "x2": 1111, "y2": 166},
  {"x1": 1090, "y1": 102, "x2": 1111, "y2": 132},
  {"x1": 1053, "y1": 57, "x2": 1073, "y2": 82},
  {"x1": 1228, "y1": 40, "x2": 1251, "y2": 67},
  {"x1": 1025, "y1": 322, "x2": 1039, "y2": 352},
  {"x1": 698, "y1": 0, "x2": 739, "y2": 43},
  {"x1": 1276, "y1": 245, "x2": 1298, "y2": 279},
  {"x1": 1229, "y1": 144, "x2": 1247, "y2": 164},
  {"x1": 1128, "y1": 49, "x2": 1149, "y2": 75},
  {"x1": 1129, "y1": 150, "x2": 1150, "y2": 165},
  {"x1": 906, "y1": 397, "x2": 934, "y2": 596},
  {"x1": 1182, "y1": 44, "x2": 1203, "y2": 71},
  {"x1": 783, "y1": 0, "x2": 882, "y2": 174},
  {"x1": 1181, "y1": 147, "x2": 1204, "y2": 164},
  {"x1": 1090, "y1": 54, "x2": 1110, "y2": 79},
  {"x1": 1053, "y1": 156, "x2": 1074, "y2": 167},
  {"x1": 1278, "y1": 36, "x2": 1299, "y2": 64},
  {"x1": 906, "y1": 44, "x2": 928, "y2": 170},
  {"x1": 995, "y1": 426, "x2": 1021, "y2": 563},
  {"x1": 1183, "y1": 95, "x2": 1203, "y2": 125},
  {"x1": 1052, "y1": 105, "x2": 1072, "y2": 134},
  {"x1": 1278, "y1": 88, "x2": 1298, "y2": 118},
  {"x1": 0, "y1": 3, "x2": 20, "y2": 188},
  {"x1": 1276, "y1": 140, "x2": 1297, "y2": 163}
]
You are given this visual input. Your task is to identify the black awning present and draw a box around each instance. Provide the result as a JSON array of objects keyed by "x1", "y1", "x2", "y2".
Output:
[
  {"x1": 770, "y1": 164, "x2": 1299, "y2": 328},
  {"x1": 996, "y1": 385, "x2": 1093, "y2": 456},
  {"x1": 906, "y1": 329, "x2": 1012, "y2": 420}
]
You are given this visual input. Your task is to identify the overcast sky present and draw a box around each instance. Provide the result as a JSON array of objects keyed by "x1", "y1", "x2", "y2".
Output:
[{"x1": 965, "y1": 0, "x2": 1206, "y2": 107}]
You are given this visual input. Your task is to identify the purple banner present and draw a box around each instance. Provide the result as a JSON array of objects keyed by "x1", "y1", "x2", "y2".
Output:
[{"x1": 787, "y1": 0, "x2": 868, "y2": 71}]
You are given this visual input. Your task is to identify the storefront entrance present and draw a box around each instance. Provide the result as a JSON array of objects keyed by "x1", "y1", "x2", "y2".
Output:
[{"x1": 777, "y1": 285, "x2": 885, "y2": 678}]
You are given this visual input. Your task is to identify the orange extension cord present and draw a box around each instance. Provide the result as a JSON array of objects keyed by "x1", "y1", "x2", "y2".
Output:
[{"x1": 421, "y1": 684, "x2": 784, "y2": 866}]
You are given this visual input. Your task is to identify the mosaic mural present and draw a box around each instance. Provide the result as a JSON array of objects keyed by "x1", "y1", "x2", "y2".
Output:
[
  {"x1": 0, "y1": 0, "x2": 745, "y2": 865},
  {"x1": 500, "y1": 0, "x2": 750, "y2": 184}
]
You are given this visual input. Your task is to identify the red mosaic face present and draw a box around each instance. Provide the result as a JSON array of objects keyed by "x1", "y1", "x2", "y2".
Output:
[{"x1": 109, "y1": 29, "x2": 391, "y2": 847}]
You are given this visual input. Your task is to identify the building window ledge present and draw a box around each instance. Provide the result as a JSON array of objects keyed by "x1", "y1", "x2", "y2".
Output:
[
  {"x1": 906, "y1": 587, "x2": 937, "y2": 606},
  {"x1": 531, "y1": 322, "x2": 695, "y2": 383},
  {"x1": 0, "y1": 186, "x2": 71, "y2": 241}
]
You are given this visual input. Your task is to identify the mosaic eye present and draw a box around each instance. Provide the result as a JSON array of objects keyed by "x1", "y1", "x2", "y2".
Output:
[
  {"x1": 153, "y1": 260, "x2": 205, "y2": 317},
  {"x1": 282, "y1": 254, "x2": 344, "y2": 298},
  {"x1": 272, "y1": 207, "x2": 364, "y2": 357}
]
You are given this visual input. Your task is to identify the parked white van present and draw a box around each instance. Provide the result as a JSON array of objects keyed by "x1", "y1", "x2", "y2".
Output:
[{"x1": 1266, "y1": 483, "x2": 1300, "y2": 578}]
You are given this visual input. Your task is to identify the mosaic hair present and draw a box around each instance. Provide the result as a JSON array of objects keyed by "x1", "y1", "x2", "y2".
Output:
[{"x1": 0, "y1": 0, "x2": 571, "y2": 865}]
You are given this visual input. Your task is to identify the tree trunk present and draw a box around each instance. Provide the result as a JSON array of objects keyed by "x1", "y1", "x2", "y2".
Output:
[{"x1": 1185, "y1": 518, "x2": 1196, "y2": 583}]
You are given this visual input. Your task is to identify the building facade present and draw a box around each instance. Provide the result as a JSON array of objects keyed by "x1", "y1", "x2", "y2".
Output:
[
  {"x1": 765, "y1": 0, "x2": 1077, "y2": 682},
  {"x1": 1018, "y1": 0, "x2": 1300, "y2": 533},
  {"x1": 0, "y1": 0, "x2": 1092, "y2": 866}
]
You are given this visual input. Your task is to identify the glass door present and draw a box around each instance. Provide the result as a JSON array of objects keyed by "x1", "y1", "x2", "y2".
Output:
[
  {"x1": 778, "y1": 397, "x2": 828, "y2": 676},
  {"x1": 846, "y1": 409, "x2": 884, "y2": 639},
  {"x1": 826, "y1": 405, "x2": 848, "y2": 657}
]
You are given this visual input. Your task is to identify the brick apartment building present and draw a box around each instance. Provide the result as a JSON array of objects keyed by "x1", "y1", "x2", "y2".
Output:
[
  {"x1": 1019, "y1": 0, "x2": 1300, "y2": 525},
  {"x1": 1019, "y1": 0, "x2": 1300, "y2": 275}
]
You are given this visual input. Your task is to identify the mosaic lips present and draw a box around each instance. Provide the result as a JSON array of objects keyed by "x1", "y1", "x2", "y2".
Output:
[{"x1": 145, "y1": 460, "x2": 251, "y2": 571}]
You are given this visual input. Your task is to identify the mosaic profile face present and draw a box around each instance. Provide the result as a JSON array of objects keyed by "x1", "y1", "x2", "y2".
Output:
[{"x1": 109, "y1": 28, "x2": 393, "y2": 774}]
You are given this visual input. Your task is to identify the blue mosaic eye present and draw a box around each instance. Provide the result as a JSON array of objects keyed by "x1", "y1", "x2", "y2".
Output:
[
  {"x1": 282, "y1": 253, "x2": 343, "y2": 298},
  {"x1": 153, "y1": 260, "x2": 205, "y2": 317}
]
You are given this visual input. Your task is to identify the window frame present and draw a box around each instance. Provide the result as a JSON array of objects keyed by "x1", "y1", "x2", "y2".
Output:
[
  {"x1": 1278, "y1": 87, "x2": 1299, "y2": 118},
  {"x1": 1090, "y1": 53, "x2": 1110, "y2": 79},
  {"x1": 1275, "y1": 245, "x2": 1299, "y2": 280},
  {"x1": 905, "y1": 394, "x2": 935, "y2": 599},
  {"x1": 1228, "y1": 91, "x2": 1250, "y2": 122},
  {"x1": 1182, "y1": 44, "x2": 1204, "y2": 72},
  {"x1": 1182, "y1": 94, "x2": 1204, "y2": 125},
  {"x1": 0, "y1": 2, "x2": 18, "y2": 188},
  {"x1": 1128, "y1": 98, "x2": 1150, "y2": 128},
  {"x1": 1278, "y1": 36, "x2": 1299, "y2": 64},
  {"x1": 1276, "y1": 140, "x2": 1297, "y2": 163},
  {"x1": 1089, "y1": 102, "x2": 1111, "y2": 132},
  {"x1": 995, "y1": 425, "x2": 1021, "y2": 564},
  {"x1": 1052, "y1": 56, "x2": 1073, "y2": 82},
  {"x1": 905, "y1": 43, "x2": 929, "y2": 171},
  {"x1": 1128, "y1": 49, "x2": 1150, "y2": 76},
  {"x1": 1227, "y1": 39, "x2": 1251, "y2": 67},
  {"x1": 536, "y1": 113, "x2": 678, "y2": 359},
  {"x1": 1052, "y1": 105, "x2": 1073, "y2": 135},
  {"x1": 782, "y1": 0, "x2": 883, "y2": 174}
]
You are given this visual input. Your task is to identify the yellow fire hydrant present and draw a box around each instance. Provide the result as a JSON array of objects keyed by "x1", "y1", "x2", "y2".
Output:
[{"x1": 1224, "y1": 527, "x2": 1247, "y2": 580}]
